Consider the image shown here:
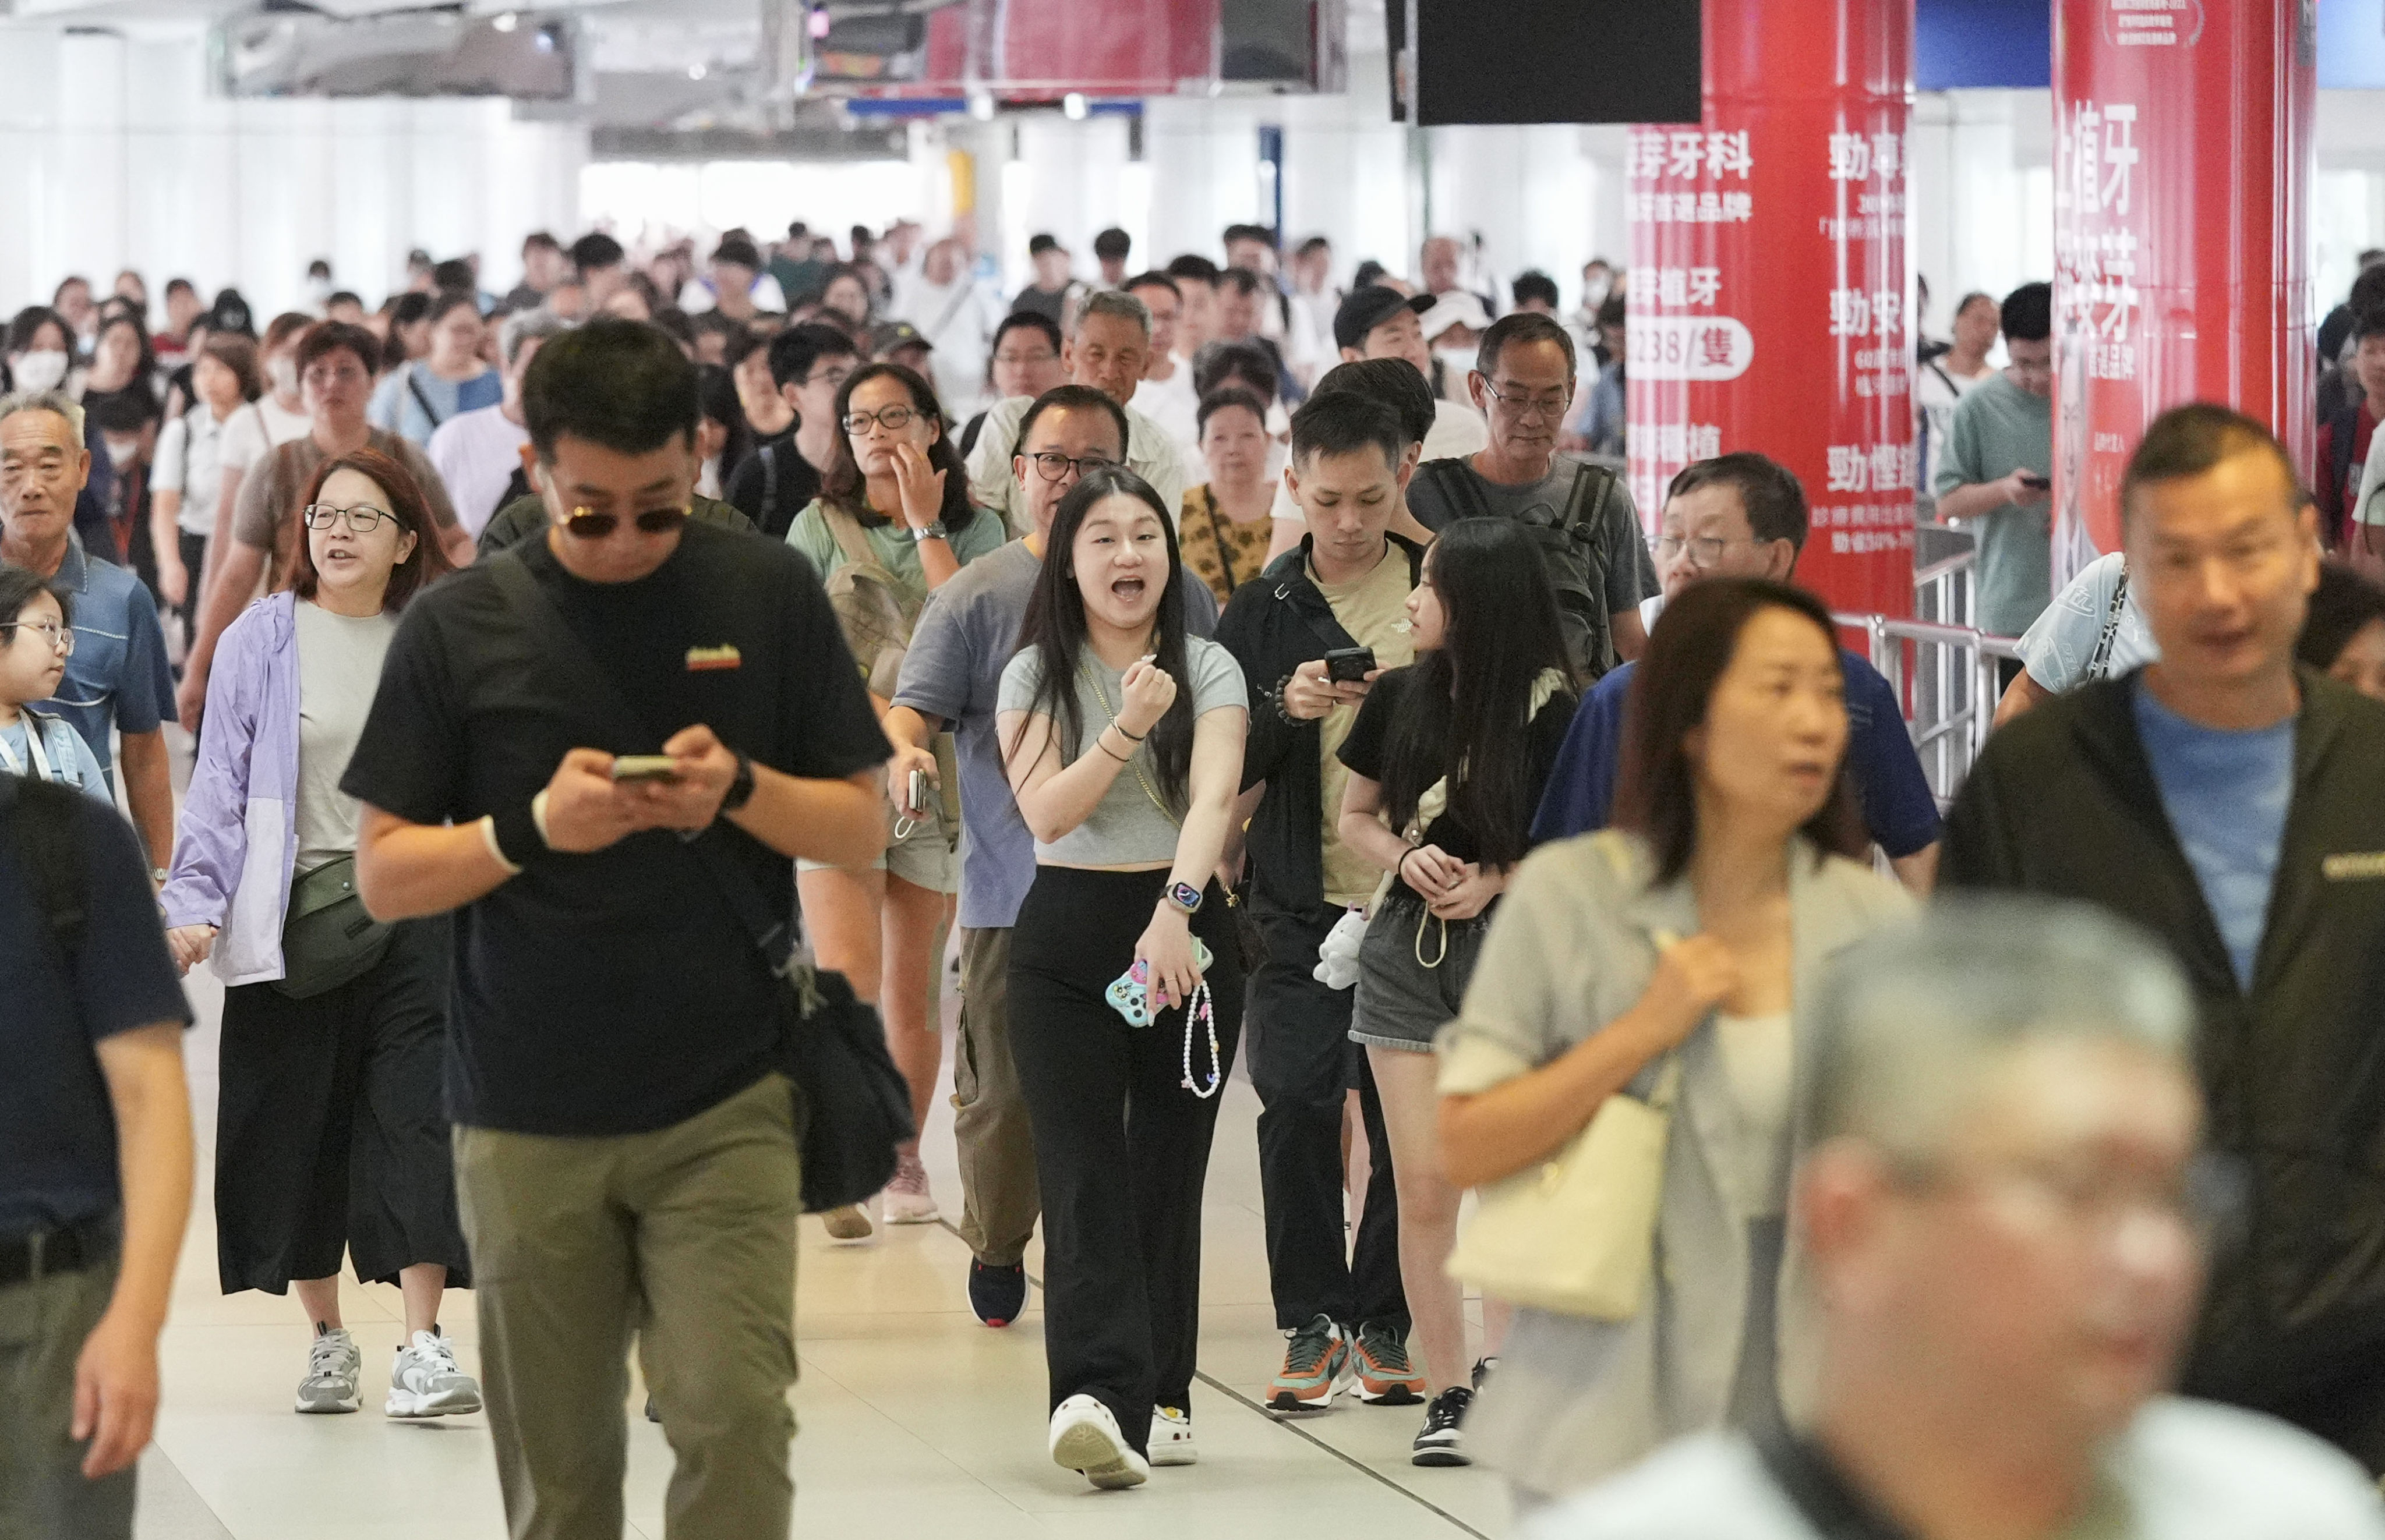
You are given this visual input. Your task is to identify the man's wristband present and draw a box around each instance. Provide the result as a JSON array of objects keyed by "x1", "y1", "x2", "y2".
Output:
[
  {"x1": 1270, "y1": 673, "x2": 1305, "y2": 727},
  {"x1": 489, "y1": 800, "x2": 546, "y2": 870}
]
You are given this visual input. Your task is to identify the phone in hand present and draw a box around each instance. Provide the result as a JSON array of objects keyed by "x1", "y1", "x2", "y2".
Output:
[
  {"x1": 609, "y1": 755, "x2": 681, "y2": 784},
  {"x1": 2018, "y1": 473, "x2": 2052, "y2": 491},
  {"x1": 1323, "y1": 646, "x2": 1377, "y2": 684},
  {"x1": 906, "y1": 767, "x2": 930, "y2": 816}
]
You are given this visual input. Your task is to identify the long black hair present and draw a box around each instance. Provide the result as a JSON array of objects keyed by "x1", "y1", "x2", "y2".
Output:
[
  {"x1": 1006, "y1": 465, "x2": 1196, "y2": 811},
  {"x1": 1379, "y1": 520, "x2": 1574, "y2": 869},
  {"x1": 819, "y1": 361, "x2": 977, "y2": 534},
  {"x1": 1614, "y1": 577, "x2": 1865, "y2": 884}
]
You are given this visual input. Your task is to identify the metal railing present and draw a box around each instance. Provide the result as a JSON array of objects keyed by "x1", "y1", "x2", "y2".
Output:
[{"x1": 1834, "y1": 540, "x2": 2022, "y2": 806}]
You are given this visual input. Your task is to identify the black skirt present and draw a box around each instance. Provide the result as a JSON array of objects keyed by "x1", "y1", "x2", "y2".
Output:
[{"x1": 214, "y1": 917, "x2": 472, "y2": 1293}]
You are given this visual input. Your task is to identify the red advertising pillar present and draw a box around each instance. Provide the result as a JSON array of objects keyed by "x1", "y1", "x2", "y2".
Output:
[
  {"x1": 1626, "y1": 0, "x2": 1916, "y2": 620},
  {"x1": 2051, "y1": 0, "x2": 2316, "y2": 572}
]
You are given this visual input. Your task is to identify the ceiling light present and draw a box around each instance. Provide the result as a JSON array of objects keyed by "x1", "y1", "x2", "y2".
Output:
[{"x1": 491, "y1": 11, "x2": 517, "y2": 31}]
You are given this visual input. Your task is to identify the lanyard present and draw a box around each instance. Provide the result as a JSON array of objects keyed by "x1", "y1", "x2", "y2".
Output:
[{"x1": 0, "y1": 717, "x2": 58, "y2": 781}]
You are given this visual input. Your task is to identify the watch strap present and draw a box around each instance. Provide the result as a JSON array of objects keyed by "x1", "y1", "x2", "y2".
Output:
[{"x1": 720, "y1": 751, "x2": 757, "y2": 812}]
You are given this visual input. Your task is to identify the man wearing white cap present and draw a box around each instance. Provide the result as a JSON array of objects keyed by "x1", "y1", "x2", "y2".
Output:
[{"x1": 1422, "y1": 291, "x2": 1494, "y2": 407}]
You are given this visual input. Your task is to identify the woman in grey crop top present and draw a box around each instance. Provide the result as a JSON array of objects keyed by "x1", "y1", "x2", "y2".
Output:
[{"x1": 994, "y1": 466, "x2": 1250, "y2": 1488}]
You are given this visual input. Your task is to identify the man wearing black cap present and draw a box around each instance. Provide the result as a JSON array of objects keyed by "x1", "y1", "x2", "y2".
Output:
[
  {"x1": 1010, "y1": 234, "x2": 1082, "y2": 327},
  {"x1": 867, "y1": 320, "x2": 934, "y2": 377}
]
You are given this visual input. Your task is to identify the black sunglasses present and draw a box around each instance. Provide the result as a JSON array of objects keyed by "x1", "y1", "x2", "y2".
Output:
[{"x1": 563, "y1": 505, "x2": 690, "y2": 539}]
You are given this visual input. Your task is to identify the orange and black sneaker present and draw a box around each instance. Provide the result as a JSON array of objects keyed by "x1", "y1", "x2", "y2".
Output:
[
  {"x1": 1351, "y1": 1320, "x2": 1426, "y2": 1406},
  {"x1": 1266, "y1": 1315, "x2": 1348, "y2": 1414}
]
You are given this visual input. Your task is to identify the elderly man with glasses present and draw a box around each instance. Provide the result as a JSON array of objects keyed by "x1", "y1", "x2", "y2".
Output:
[
  {"x1": 179, "y1": 321, "x2": 471, "y2": 732},
  {"x1": 1403, "y1": 311, "x2": 1658, "y2": 680}
]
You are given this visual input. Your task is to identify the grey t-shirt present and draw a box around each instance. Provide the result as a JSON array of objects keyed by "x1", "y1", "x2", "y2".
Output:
[
  {"x1": 1405, "y1": 456, "x2": 1660, "y2": 622},
  {"x1": 292, "y1": 600, "x2": 397, "y2": 873},
  {"x1": 889, "y1": 540, "x2": 1221, "y2": 930},
  {"x1": 998, "y1": 638, "x2": 1248, "y2": 867},
  {"x1": 1933, "y1": 369, "x2": 2055, "y2": 637}
]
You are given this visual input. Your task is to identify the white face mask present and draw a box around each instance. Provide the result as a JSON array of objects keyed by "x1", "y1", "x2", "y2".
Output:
[
  {"x1": 12, "y1": 350, "x2": 68, "y2": 391},
  {"x1": 267, "y1": 355, "x2": 299, "y2": 396},
  {"x1": 1582, "y1": 276, "x2": 1612, "y2": 311},
  {"x1": 1436, "y1": 343, "x2": 1479, "y2": 378},
  {"x1": 103, "y1": 436, "x2": 140, "y2": 469}
]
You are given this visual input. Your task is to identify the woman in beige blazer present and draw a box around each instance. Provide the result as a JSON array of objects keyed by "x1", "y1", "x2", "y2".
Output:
[{"x1": 1436, "y1": 578, "x2": 1913, "y2": 1509}]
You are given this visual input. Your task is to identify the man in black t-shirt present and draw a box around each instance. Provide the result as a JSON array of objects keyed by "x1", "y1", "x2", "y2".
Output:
[
  {"x1": 345, "y1": 318, "x2": 889, "y2": 1538},
  {"x1": 1, "y1": 778, "x2": 193, "y2": 1538},
  {"x1": 722, "y1": 321, "x2": 856, "y2": 540}
]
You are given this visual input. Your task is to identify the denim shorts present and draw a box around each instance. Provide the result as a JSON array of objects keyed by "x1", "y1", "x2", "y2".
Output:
[{"x1": 1348, "y1": 892, "x2": 1491, "y2": 1053}]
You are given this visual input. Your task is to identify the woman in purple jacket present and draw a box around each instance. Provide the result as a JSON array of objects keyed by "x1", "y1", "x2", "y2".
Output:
[{"x1": 160, "y1": 447, "x2": 478, "y2": 1421}]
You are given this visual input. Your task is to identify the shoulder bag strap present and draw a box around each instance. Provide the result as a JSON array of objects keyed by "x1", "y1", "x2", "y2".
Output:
[
  {"x1": 2086, "y1": 565, "x2": 2132, "y2": 682},
  {"x1": 485, "y1": 555, "x2": 807, "y2": 983},
  {"x1": 759, "y1": 444, "x2": 779, "y2": 527},
  {"x1": 818, "y1": 498, "x2": 881, "y2": 573},
  {"x1": 404, "y1": 367, "x2": 448, "y2": 431},
  {"x1": 1423, "y1": 459, "x2": 1493, "y2": 525}
]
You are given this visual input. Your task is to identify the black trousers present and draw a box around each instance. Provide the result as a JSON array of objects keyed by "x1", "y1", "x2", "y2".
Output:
[
  {"x1": 173, "y1": 529, "x2": 204, "y2": 644},
  {"x1": 1247, "y1": 904, "x2": 1408, "y2": 1336},
  {"x1": 215, "y1": 918, "x2": 471, "y2": 1294},
  {"x1": 1008, "y1": 867, "x2": 1244, "y2": 1456}
]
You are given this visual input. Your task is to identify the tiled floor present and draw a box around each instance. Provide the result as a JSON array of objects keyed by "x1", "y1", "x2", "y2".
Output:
[{"x1": 138, "y1": 958, "x2": 1511, "y2": 1539}]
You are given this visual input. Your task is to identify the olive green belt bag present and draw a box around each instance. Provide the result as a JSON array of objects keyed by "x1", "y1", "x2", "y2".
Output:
[{"x1": 272, "y1": 855, "x2": 394, "y2": 999}]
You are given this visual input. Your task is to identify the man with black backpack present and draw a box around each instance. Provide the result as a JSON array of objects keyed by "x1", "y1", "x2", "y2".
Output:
[
  {"x1": 1, "y1": 773, "x2": 195, "y2": 1538},
  {"x1": 1404, "y1": 311, "x2": 1658, "y2": 681},
  {"x1": 722, "y1": 321, "x2": 857, "y2": 541},
  {"x1": 344, "y1": 319, "x2": 891, "y2": 1539}
]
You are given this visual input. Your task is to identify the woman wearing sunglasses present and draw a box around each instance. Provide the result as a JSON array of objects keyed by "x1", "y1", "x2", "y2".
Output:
[
  {"x1": 784, "y1": 362, "x2": 1006, "y2": 1238},
  {"x1": 160, "y1": 447, "x2": 480, "y2": 1421}
]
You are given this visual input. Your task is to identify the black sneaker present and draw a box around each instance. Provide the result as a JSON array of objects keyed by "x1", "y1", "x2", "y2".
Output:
[
  {"x1": 970, "y1": 1259, "x2": 1027, "y2": 1327},
  {"x1": 1411, "y1": 1385, "x2": 1474, "y2": 1466},
  {"x1": 1471, "y1": 1355, "x2": 1498, "y2": 1393}
]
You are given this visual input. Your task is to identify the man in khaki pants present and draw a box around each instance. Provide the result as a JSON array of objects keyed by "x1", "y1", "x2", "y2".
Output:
[{"x1": 347, "y1": 319, "x2": 892, "y2": 1538}]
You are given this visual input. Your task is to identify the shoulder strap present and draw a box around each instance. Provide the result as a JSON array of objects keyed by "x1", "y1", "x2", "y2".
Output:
[
  {"x1": 404, "y1": 367, "x2": 448, "y2": 431},
  {"x1": 818, "y1": 499, "x2": 881, "y2": 574},
  {"x1": 1421, "y1": 458, "x2": 1493, "y2": 525},
  {"x1": 2086, "y1": 564, "x2": 2132, "y2": 681},
  {"x1": 760, "y1": 444, "x2": 780, "y2": 525},
  {"x1": 483, "y1": 555, "x2": 806, "y2": 985},
  {"x1": 1559, "y1": 460, "x2": 1616, "y2": 541}
]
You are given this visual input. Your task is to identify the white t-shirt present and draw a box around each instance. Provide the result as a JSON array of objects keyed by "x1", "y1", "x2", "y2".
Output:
[
  {"x1": 1133, "y1": 365, "x2": 1202, "y2": 471},
  {"x1": 1522, "y1": 1401, "x2": 2385, "y2": 1540},
  {"x1": 219, "y1": 395, "x2": 310, "y2": 480},
  {"x1": 679, "y1": 272, "x2": 789, "y2": 315},
  {"x1": 1270, "y1": 396, "x2": 1490, "y2": 523},
  {"x1": 2016, "y1": 550, "x2": 2159, "y2": 693},
  {"x1": 1916, "y1": 356, "x2": 1989, "y2": 498},
  {"x1": 425, "y1": 402, "x2": 531, "y2": 539},
  {"x1": 153, "y1": 401, "x2": 261, "y2": 537}
]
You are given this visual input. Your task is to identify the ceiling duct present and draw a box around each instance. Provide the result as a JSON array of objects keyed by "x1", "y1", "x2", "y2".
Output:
[{"x1": 212, "y1": 6, "x2": 581, "y2": 98}]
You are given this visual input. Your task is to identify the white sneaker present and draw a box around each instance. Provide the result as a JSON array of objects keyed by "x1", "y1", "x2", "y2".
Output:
[
  {"x1": 822, "y1": 1202, "x2": 876, "y2": 1243},
  {"x1": 294, "y1": 1324, "x2": 360, "y2": 1414},
  {"x1": 387, "y1": 1327, "x2": 483, "y2": 1418},
  {"x1": 1150, "y1": 1405, "x2": 1197, "y2": 1467},
  {"x1": 882, "y1": 1152, "x2": 939, "y2": 1225},
  {"x1": 1048, "y1": 1394, "x2": 1149, "y2": 1490}
]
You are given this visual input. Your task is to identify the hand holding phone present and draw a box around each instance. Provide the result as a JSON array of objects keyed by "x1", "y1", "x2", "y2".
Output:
[
  {"x1": 1323, "y1": 646, "x2": 1377, "y2": 684},
  {"x1": 609, "y1": 755, "x2": 682, "y2": 784}
]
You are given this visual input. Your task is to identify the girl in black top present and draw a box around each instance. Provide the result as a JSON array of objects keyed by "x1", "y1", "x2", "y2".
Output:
[{"x1": 1333, "y1": 516, "x2": 1577, "y2": 1467}]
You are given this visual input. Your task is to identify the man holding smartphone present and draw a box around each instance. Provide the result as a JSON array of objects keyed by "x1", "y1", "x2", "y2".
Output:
[
  {"x1": 342, "y1": 319, "x2": 891, "y2": 1540},
  {"x1": 1217, "y1": 391, "x2": 1429, "y2": 1414},
  {"x1": 1932, "y1": 281, "x2": 2057, "y2": 678}
]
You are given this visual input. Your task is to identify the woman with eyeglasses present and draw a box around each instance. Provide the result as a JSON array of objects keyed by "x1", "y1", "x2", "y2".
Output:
[
  {"x1": 160, "y1": 447, "x2": 480, "y2": 1422},
  {"x1": 0, "y1": 563, "x2": 111, "y2": 799},
  {"x1": 998, "y1": 465, "x2": 1248, "y2": 1488},
  {"x1": 785, "y1": 360, "x2": 1005, "y2": 1238}
]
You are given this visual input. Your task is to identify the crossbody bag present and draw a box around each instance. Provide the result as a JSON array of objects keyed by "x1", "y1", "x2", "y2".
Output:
[{"x1": 487, "y1": 556, "x2": 915, "y2": 1213}]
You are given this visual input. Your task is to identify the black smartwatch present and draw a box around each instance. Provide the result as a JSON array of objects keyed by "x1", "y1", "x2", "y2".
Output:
[{"x1": 720, "y1": 750, "x2": 757, "y2": 813}]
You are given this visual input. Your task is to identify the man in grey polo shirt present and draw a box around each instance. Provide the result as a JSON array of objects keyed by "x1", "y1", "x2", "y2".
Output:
[
  {"x1": 881, "y1": 384, "x2": 1216, "y2": 1328},
  {"x1": 0, "y1": 391, "x2": 177, "y2": 875}
]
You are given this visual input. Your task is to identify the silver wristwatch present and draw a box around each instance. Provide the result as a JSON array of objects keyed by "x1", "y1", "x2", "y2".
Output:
[{"x1": 911, "y1": 520, "x2": 949, "y2": 543}]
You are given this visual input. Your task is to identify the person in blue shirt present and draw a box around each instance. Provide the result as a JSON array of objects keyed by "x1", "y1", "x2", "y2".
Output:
[{"x1": 1531, "y1": 452, "x2": 1942, "y2": 892}]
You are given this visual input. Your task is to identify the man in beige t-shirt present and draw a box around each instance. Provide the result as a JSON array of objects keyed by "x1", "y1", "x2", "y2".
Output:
[
  {"x1": 178, "y1": 320, "x2": 469, "y2": 730},
  {"x1": 1215, "y1": 391, "x2": 1429, "y2": 1412}
]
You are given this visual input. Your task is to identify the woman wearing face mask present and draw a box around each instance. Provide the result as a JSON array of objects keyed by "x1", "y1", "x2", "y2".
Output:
[
  {"x1": 998, "y1": 466, "x2": 1249, "y2": 1489},
  {"x1": 1435, "y1": 578, "x2": 1910, "y2": 1511},
  {"x1": 153, "y1": 334, "x2": 267, "y2": 635},
  {"x1": 786, "y1": 361, "x2": 1003, "y2": 1241},
  {"x1": 1422, "y1": 293, "x2": 1492, "y2": 406},
  {"x1": 82, "y1": 314, "x2": 167, "y2": 580},
  {"x1": 6, "y1": 305, "x2": 77, "y2": 394},
  {"x1": 368, "y1": 292, "x2": 499, "y2": 447},
  {"x1": 160, "y1": 448, "x2": 478, "y2": 1421},
  {"x1": 0, "y1": 564, "x2": 111, "y2": 799},
  {"x1": 1334, "y1": 519, "x2": 1577, "y2": 1467}
]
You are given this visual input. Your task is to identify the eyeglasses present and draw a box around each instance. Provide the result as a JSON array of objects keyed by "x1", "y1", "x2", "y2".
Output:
[
  {"x1": 1478, "y1": 378, "x2": 1574, "y2": 420},
  {"x1": 1025, "y1": 451, "x2": 1116, "y2": 483},
  {"x1": 1, "y1": 621, "x2": 73, "y2": 655},
  {"x1": 843, "y1": 404, "x2": 927, "y2": 436},
  {"x1": 563, "y1": 504, "x2": 690, "y2": 539},
  {"x1": 801, "y1": 364, "x2": 856, "y2": 392},
  {"x1": 1651, "y1": 533, "x2": 1752, "y2": 567},
  {"x1": 302, "y1": 502, "x2": 395, "y2": 533}
]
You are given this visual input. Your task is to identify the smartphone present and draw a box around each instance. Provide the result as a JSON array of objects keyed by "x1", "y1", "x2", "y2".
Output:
[
  {"x1": 906, "y1": 767, "x2": 930, "y2": 816},
  {"x1": 2019, "y1": 474, "x2": 2052, "y2": 491},
  {"x1": 609, "y1": 755, "x2": 681, "y2": 784},
  {"x1": 1323, "y1": 646, "x2": 1377, "y2": 684}
]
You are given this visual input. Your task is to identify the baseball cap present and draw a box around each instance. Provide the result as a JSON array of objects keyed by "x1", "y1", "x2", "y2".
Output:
[
  {"x1": 1333, "y1": 285, "x2": 1434, "y2": 352},
  {"x1": 869, "y1": 320, "x2": 932, "y2": 356},
  {"x1": 1421, "y1": 291, "x2": 1493, "y2": 341},
  {"x1": 1028, "y1": 233, "x2": 1064, "y2": 257}
]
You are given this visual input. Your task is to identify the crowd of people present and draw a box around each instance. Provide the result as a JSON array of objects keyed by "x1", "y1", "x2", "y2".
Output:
[{"x1": 8, "y1": 213, "x2": 2385, "y2": 1540}]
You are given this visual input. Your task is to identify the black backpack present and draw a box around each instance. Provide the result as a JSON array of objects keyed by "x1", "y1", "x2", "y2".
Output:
[
  {"x1": 1, "y1": 773, "x2": 87, "y2": 967},
  {"x1": 1415, "y1": 456, "x2": 1623, "y2": 681}
]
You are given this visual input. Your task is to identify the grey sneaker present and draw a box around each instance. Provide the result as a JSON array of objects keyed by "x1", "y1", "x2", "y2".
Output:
[
  {"x1": 295, "y1": 1323, "x2": 361, "y2": 1414},
  {"x1": 387, "y1": 1326, "x2": 482, "y2": 1418}
]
